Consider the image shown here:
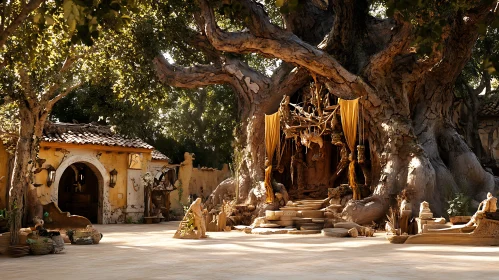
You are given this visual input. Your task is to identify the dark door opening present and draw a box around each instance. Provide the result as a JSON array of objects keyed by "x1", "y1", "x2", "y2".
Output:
[{"x1": 58, "y1": 163, "x2": 99, "y2": 223}]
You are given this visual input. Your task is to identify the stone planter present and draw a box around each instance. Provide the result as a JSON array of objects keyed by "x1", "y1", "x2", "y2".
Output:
[
  {"x1": 51, "y1": 235, "x2": 65, "y2": 253},
  {"x1": 69, "y1": 228, "x2": 102, "y2": 245},
  {"x1": 29, "y1": 238, "x2": 54, "y2": 255},
  {"x1": 449, "y1": 216, "x2": 471, "y2": 225}
]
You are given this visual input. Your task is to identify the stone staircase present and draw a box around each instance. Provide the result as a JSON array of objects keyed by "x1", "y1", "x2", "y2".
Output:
[{"x1": 263, "y1": 199, "x2": 328, "y2": 234}]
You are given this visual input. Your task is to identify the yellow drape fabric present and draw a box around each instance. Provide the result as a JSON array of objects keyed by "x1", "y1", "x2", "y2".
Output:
[
  {"x1": 338, "y1": 98, "x2": 359, "y2": 152},
  {"x1": 338, "y1": 98, "x2": 360, "y2": 200},
  {"x1": 264, "y1": 112, "x2": 280, "y2": 203}
]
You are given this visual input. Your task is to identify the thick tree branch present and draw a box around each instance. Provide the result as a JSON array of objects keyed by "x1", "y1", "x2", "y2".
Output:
[
  {"x1": 196, "y1": 0, "x2": 373, "y2": 98},
  {"x1": 41, "y1": 49, "x2": 87, "y2": 104},
  {"x1": 17, "y1": 67, "x2": 36, "y2": 110},
  {"x1": 265, "y1": 65, "x2": 310, "y2": 113},
  {"x1": 319, "y1": 0, "x2": 368, "y2": 56},
  {"x1": 473, "y1": 71, "x2": 490, "y2": 96},
  {"x1": 0, "y1": 0, "x2": 44, "y2": 48},
  {"x1": 46, "y1": 82, "x2": 82, "y2": 111},
  {"x1": 238, "y1": 0, "x2": 282, "y2": 37},
  {"x1": 364, "y1": 19, "x2": 413, "y2": 81},
  {"x1": 430, "y1": 2, "x2": 497, "y2": 84},
  {"x1": 153, "y1": 54, "x2": 233, "y2": 88},
  {"x1": 0, "y1": 130, "x2": 18, "y2": 138}
]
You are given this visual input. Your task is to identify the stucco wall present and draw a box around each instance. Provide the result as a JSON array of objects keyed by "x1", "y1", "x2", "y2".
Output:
[
  {"x1": 0, "y1": 143, "x2": 230, "y2": 222},
  {"x1": 169, "y1": 153, "x2": 193, "y2": 214},
  {"x1": 167, "y1": 154, "x2": 231, "y2": 216},
  {"x1": 0, "y1": 143, "x2": 10, "y2": 209},
  {"x1": 189, "y1": 164, "x2": 231, "y2": 200},
  {"x1": 34, "y1": 144, "x2": 151, "y2": 224}
]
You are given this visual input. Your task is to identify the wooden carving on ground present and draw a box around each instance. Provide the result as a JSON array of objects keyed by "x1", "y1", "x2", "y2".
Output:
[
  {"x1": 290, "y1": 143, "x2": 307, "y2": 195},
  {"x1": 403, "y1": 194, "x2": 499, "y2": 245},
  {"x1": 466, "y1": 192, "x2": 497, "y2": 227},
  {"x1": 173, "y1": 198, "x2": 207, "y2": 239},
  {"x1": 42, "y1": 202, "x2": 92, "y2": 230}
]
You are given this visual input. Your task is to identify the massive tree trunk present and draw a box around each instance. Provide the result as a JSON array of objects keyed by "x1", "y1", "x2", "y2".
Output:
[{"x1": 9, "y1": 104, "x2": 45, "y2": 244}]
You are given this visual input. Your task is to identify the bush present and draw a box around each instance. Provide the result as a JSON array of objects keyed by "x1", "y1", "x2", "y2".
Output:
[{"x1": 447, "y1": 193, "x2": 471, "y2": 216}]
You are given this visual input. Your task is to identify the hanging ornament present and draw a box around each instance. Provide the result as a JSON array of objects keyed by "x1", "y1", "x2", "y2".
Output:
[
  {"x1": 331, "y1": 131, "x2": 343, "y2": 146},
  {"x1": 357, "y1": 144, "x2": 365, "y2": 163},
  {"x1": 331, "y1": 110, "x2": 340, "y2": 129}
]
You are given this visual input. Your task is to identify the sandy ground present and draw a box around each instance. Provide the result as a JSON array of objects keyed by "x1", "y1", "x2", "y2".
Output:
[{"x1": 1, "y1": 222, "x2": 499, "y2": 280}]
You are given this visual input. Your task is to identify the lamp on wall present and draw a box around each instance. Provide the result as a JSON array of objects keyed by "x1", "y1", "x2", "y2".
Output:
[
  {"x1": 109, "y1": 169, "x2": 118, "y2": 188},
  {"x1": 46, "y1": 165, "x2": 56, "y2": 187}
]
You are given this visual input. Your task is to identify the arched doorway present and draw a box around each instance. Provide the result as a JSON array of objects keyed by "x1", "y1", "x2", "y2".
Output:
[
  {"x1": 51, "y1": 155, "x2": 110, "y2": 224},
  {"x1": 58, "y1": 163, "x2": 100, "y2": 223}
]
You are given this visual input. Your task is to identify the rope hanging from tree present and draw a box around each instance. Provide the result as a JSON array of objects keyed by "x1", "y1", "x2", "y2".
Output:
[
  {"x1": 264, "y1": 111, "x2": 280, "y2": 203},
  {"x1": 338, "y1": 98, "x2": 361, "y2": 200},
  {"x1": 357, "y1": 100, "x2": 366, "y2": 163}
]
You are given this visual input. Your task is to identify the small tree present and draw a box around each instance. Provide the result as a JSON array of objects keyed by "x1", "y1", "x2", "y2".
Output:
[{"x1": 1, "y1": 0, "x2": 136, "y2": 245}]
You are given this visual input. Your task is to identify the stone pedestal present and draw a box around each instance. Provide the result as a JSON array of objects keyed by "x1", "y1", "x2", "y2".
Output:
[{"x1": 416, "y1": 217, "x2": 446, "y2": 233}]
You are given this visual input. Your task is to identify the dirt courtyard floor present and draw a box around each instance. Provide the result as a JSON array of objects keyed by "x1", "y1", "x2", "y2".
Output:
[{"x1": 2, "y1": 222, "x2": 499, "y2": 279}]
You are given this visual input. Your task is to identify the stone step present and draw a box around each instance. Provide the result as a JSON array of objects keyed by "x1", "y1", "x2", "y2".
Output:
[
  {"x1": 259, "y1": 223, "x2": 281, "y2": 228},
  {"x1": 292, "y1": 217, "x2": 313, "y2": 223},
  {"x1": 280, "y1": 206, "x2": 316, "y2": 211},
  {"x1": 298, "y1": 210, "x2": 324, "y2": 219},
  {"x1": 276, "y1": 220, "x2": 294, "y2": 227},
  {"x1": 281, "y1": 209, "x2": 298, "y2": 217},
  {"x1": 288, "y1": 229, "x2": 321, "y2": 234},
  {"x1": 300, "y1": 224, "x2": 323, "y2": 231},
  {"x1": 251, "y1": 228, "x2": 296, "y2": 235}
]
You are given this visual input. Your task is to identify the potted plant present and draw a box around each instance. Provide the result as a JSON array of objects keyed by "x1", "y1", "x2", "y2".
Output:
[{"x1": 447, "y1": 193, "x2": 471, "y2": 225}]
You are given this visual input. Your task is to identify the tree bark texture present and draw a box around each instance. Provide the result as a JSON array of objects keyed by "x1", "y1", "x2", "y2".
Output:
[
  {"x1": 154, "y1": 0, "x2": 499, "y2": 223},
  {"x1": 9, "y1": 104, "x2": 44, "y2": 244}
]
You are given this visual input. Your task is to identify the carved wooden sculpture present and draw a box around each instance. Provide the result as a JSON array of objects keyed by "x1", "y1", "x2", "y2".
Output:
[
  {"x1": 466, "y1": 192, "x2": 498, "y2": 227},
  {"x1": 329, "y1": 144, "x2": 349, "y2": 187},
  {"x1": 173, "y1": 198, "x2": 207, "y2": 239}
]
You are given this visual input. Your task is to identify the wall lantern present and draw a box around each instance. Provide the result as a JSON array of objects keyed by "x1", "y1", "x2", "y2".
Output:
[
  {"x1": 46, "y1": 165, "x2": 56, "y2": 187},
  {"x1": 109, "y1": 169, "x2": 118, "y2": 188}
]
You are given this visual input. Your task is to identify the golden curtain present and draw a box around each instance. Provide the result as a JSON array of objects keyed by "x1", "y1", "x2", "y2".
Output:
[
  {"x1": 264, "y1": 111, "x2": 280, "y2": 203},
  {"x1": 338, "y1": 98, "x2": 360, "y2": 200},
  {"x1": 338, "y1": 98, "x2": 359, "y2": 152}
]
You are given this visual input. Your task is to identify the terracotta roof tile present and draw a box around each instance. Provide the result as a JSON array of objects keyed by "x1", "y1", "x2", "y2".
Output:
[
  {"x1": 42, "y1": 122, "x2": 154, "y2": 150},
  {"x1": 152, "y1": 150, "x2": 171, "y2": 162}
]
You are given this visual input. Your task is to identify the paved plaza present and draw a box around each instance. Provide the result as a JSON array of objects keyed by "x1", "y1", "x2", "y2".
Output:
[{"x1": 1, "y1": 222, "x2": 499, "y2": 280}]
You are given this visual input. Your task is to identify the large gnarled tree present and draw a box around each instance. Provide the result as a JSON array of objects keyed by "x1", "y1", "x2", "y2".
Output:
[{"x1": 148, "y1": 0, "x2": 498, "y2": 223}]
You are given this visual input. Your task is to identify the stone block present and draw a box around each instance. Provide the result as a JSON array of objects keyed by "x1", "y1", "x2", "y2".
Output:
[
  {"x1": 348, "y1": 228, "x2": 359, "y2": 238},
  {"x1": 321, "y1": 228, "x2": 349, "y2": 237},
  {"x1": 299, "y1": 210, "x2": 324, "y2": 219}
]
